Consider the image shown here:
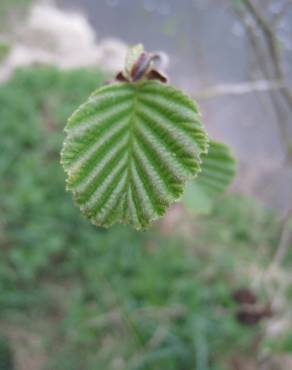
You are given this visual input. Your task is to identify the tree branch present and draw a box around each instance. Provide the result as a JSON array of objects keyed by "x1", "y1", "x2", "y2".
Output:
[
  {"x1": 272, "y1": 212, "x2": 292, "y2": 266},
  {"x1": 271, "y1": 0, "x2": 292, "y2": 26},
  {"x1": 243, "y1": 0, "x2": 292, "y2": 107},
  {"x1": 193, "y1": 79, "x2": 285, "y2": 100},
  {"x1": 233, "y1": 0, "x2": 292, "y2": 160}
]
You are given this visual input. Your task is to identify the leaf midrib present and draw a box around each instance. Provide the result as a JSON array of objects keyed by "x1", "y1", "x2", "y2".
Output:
[{"x1": 124, "y1": 84, "x2": 140, "y2": 224}]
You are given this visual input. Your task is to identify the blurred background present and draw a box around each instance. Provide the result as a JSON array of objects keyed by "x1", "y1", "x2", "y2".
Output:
[{"x1": 0, "y1": 0, "x2": 292, "y2": 369}]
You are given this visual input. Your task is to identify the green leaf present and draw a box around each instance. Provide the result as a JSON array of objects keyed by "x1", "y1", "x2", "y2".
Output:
[
  {"x1": 183, "y1": 141, "x2": 236, "y2": 215},
  {"x1": 183, "y1": 182, "x2": 213, "y2": 215},
  {"x1": 61, "y1": 81, "x2": 208, "y2": 229}
]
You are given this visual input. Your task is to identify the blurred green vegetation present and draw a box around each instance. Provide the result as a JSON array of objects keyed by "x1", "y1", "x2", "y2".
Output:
[
  {"x1": 0, "y1": 336, "x2": 14, "y2": 370},
  {"x1": 0, "y1": 67, "x2": 288, "y2": 369}
]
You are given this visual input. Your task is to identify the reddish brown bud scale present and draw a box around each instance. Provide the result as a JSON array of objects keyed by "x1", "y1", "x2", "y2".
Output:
[
  {"x1": 115, "y1": 71, "x2": 129, "y2": 82},
  {"x1": 146, "y1": 69, "x2": 168, "y2": 83},
  {"x1": 109, "y1": 47, "x2": 168, "y2": 85}
]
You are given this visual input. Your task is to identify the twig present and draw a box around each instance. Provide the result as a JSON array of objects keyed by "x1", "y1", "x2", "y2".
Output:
[
  {"x1": 271, "y1": 0, "x2": 292, "y2": 26},
  {"x1": 272, "y1": 211, "x2": 292, "y2": 266},
  {"x1": 233, "y1": 0, "x2": 292, "y2": 159},
  {"x1": 243, "y1": 0, "x2": 292, "y2": 107},
  {"x1": 193, "y1": 79, "x2": 285, "y2": 100}
]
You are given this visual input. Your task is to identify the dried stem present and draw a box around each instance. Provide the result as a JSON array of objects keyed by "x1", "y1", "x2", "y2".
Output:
[
  {"x1": 193, "y1": 79, "x2": 285, "y2": 100},
  {"x1": 233, "y1": 0, "x2": 292, "y2": 160},
  {"x1": 272, "y1": 211, "x2": 292, "y2": 266},
  {"x1": 271, "y1": 0, "x2": 292, "y2": 26},
  {"x1": 243, "y1": 0, "x2": 292, "y2": 107}
]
